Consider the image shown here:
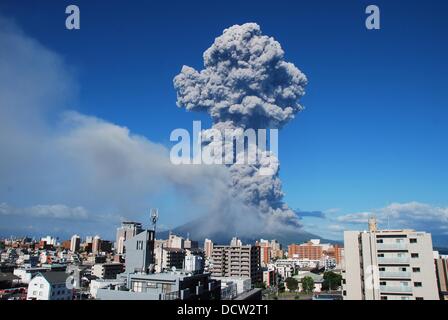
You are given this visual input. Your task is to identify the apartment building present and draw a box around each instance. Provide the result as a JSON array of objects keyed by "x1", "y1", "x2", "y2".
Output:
[
  {"x1": 342, "y1": 218, "x2": 439, "y2": 300},
  {"x1": 92, "y1": 263, "x2": 124, "y2": 279},
  {"x1": 288, "y1": 240, "x2": 323, "y2": 260},
  {"x1": 154, "y1": 247, "x2": 185, "y2": 273},
  {"x1": 115, "y1": 222, "x2": 143, "y2": 255},
  {"x1": 434, "y1": 252, "x2": 448, "y2": 300},
  {"x1": 211, "y1": 243, "x2": 261, "y2": 283}
]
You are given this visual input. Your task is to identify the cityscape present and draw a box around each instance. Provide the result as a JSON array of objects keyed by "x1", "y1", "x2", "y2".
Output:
[
  {"x1": 0, "y1": 215, "x2": 447, "y2": 301},
  {"x1": 0, "y1": 0, "x2": 447, "y2": 313}
]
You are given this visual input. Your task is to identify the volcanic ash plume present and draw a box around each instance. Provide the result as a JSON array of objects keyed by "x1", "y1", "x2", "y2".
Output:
[{"x1": 173, "y1": 23, "x2": 308, "y2": 235}]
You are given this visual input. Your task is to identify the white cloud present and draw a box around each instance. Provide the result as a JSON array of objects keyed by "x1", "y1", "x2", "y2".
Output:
[
  {"x1": 335, "y1": 202, "x2": 448, "y2": 239},
  {"x1": 0, "y1": 203, "x2": 89, "y2": 220}
]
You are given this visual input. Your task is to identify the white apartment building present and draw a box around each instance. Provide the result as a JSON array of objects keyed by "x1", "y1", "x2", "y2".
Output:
[
  {"x1": 27, "y1": 272, "x2": 72, "y2": 300},
  {"x1": 184, "y1": 255, "x2": 203, "y2": 273},
  {"x1": 342, "y1": 218, "x2": 439, "y2": 300}
]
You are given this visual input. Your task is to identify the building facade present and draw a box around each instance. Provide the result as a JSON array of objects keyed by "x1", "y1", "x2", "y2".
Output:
[
  {"x1": 115, "y1": 221, "x2": 143, "y2": 255},
  {"x1": 342, "y1": 218, "x2": 439, "y2": 300},
  {"x1": 211, "y1": 243, "x2": 261, "y2": 284},
  {"x1": 26, "y1": 272, "x2": 72, "y2": 300}
]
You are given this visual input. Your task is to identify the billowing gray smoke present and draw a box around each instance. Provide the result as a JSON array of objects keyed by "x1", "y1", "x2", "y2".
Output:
[{"x1": 173, "y1": 23, "x2": 308, "y2": 236}]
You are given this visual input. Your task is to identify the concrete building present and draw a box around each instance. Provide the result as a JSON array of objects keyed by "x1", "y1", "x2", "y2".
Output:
[
  {"x1": 434, "y1": 252, "x2": 448, "y2": 300},
  {"x1": 167, "y1": 234, "x2": 185, "y2": 249},
  {"x1": 27, "y1": 272, "x2": 72, "y2": 300},
  {"x1": 115, "y1": 221, "x2": 143, "y2": 255},
  {"x1": 184, "y1": 238, "x2": 198, "y2": 250},
  {"x1": 184, "y1": 255, "x2": 203, "y2": 273},
  {"x1": 96, "y1": 271, "x2": 221, "y2": 300},
  {"x1": 211, "y1": 242, "x2": 261, "y2": 284},
  {"x1": 204, "y1": 238, "x2": 213, "y2": 259},
  {"x1": 288, "y1": 240, "x2": 324, "y2": 260},
  {"x1": 70, "y1": 235, "x2": 80, "y2": 253},
  {"x1": 90, "y1": 279, "x2": 126, "y2": 299},
  {"x1": 256, "y1": 239, "x2": 271, "y2": 267},
  {"x1": 124, "y1": 230, "x2": 155, "y2": 274},
  {"x1": 40, "y1": 236, "x2": 57, "y2": 247},
  {"x1": 92, "y1": 263, "x2": 124, "y2": 279},
  {"x1": 342, "y1": 218, "x2": 439, "y2": 300},
  {"x1": 230, "y1": 237, "x2": 242, "y2": 247},
  {"x1": 154, "y1": 247, "x2": 185, "y2": 273},
  {"x1": 92, "y1": 235, "x2": 101, "y2": 255},
  {"x1": 213, "y1": 276, "x2": 251, "y2": 300}
]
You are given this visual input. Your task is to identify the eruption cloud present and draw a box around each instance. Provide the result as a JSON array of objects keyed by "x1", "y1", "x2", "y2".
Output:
[{"x1": 173, "y1": 23, "x2": 308, "y2": 236}]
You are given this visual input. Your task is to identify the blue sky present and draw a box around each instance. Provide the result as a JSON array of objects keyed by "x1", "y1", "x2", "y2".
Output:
[{"x1": 0, "y1": 0, "x2": 447, "y2": 243}]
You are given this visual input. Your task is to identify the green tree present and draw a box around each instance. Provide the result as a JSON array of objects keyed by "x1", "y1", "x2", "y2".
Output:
[
  {"x1": 322, "y1": 271, "x2": 342, "y2": 291},
  {"x1": 285, "y1": 277, "x2": 299, "y2": 292},
  {"x1": 301, "y1": 276, "x2": 315, "y2": 294},
  {"x1": 254, "y1": 282, "x2": 266, "y2": 289}
]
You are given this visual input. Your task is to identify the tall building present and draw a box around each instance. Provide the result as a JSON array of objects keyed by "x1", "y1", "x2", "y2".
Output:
[
  {"x1": 70, "y1": 234, "x2": 80, "y2": 253},
  {"x1": 270, "y1": 240, "x2": 283, "y2": 259},
  {"x1": 211, "y1": 240, "x2": 261, "y2": 284},
  {"x1": 434, "y1": 252, "x2": 448, "y2": 300},
  {"x1": 184, "y1": 238, "x2": 198, "y2": 250},
  {"x1": 167, "y1": 233, "x2": 184, "y2": 249},
  {"x1": 255, "y1": 239, "x2": 271, "y2": 267},
  {"x1": 124, "y1": 230, "x2": 155, "y2": 274},
  {"x1": 154, "y1": 247, "x2": 185, "y2": 273},
  {"x1": 230, "y1": 237, "x2": 242, "y2": 247},
  {"x1": 92, "y1": 235, "x2": 101, "y2": 255},
  {"x1": 342, "y1": 218, "x2": 439, "y2": 300},
  {"x1": 115, "y1": 222, "x2": 143, "y2": 255},
  {"x1": 204, "y1": 238, "x2": 213, "y2": 259}
]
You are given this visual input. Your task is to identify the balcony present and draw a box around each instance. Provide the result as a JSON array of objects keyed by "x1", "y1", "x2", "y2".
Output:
[
  {"x1": 379, "y1": 271, "x2": 411, "y2": 278},
  {"x1": 377, "y1": 257, "x2": 410, "y2": 264},
  {"x1": 380, "y1": 285, "x2": 412, "y2": 293},
  {"x1": 377, "y1": 243, "x2": 408, "y2": 251}
]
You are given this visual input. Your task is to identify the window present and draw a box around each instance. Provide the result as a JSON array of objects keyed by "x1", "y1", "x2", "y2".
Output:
[
  {"x1": 401, "y1": 267, "x2": 407, "y2": 271},
  {"x1": 40, "y1": 284, "x2": 44, "y2": 288},
  {"x1": 136, "y1": 240, "x2": 144, "y2": 250},
  {"x1": 412, "y1": 267, "x2": 420, "y2": 272},
  {"x1": 381, "y1": 296, "x2": 388, "y2": 300},
  {"x1": 411, "y1": 253, "x2": 419, "y2": 258},
  {"x1": 410, "y1": 239, "x2": 417, "y2": 243},
  {"x1": 380, "y1": 281, "x2": 387, "y2": 286},
  {"x1": 414, "y1": 282, "x2": 422, "y2": 287},
  {"x1": 416, "y1": 297, "x2": 424, "y2": 300},
  {"x1": 376, "y1": 239, "x2": 383, "y2": 243},
  {"x1": 379, "y1": 267, "x2": 385, "y2": 271},
  {"x1": 377, "y1": 253, "x2": 384, "y2": 257}
]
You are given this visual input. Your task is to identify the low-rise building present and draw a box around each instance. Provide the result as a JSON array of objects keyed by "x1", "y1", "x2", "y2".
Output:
[
  {"x1": 26, "y1": 272, "x2": 72, "y2": 300},
  {"x1": 92, "y1": 263, "x2": 124, "y2": 279}
]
